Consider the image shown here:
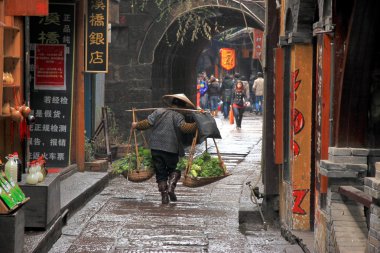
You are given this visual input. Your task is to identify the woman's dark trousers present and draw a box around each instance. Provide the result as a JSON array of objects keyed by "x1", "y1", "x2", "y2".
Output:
[{"x1": 151, "y1": 149, "x2": 180, "y2": 204}]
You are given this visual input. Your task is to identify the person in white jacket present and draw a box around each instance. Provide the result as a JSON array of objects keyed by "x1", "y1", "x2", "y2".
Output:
[{"x1": 252, "y1": 72, "x2": 264, "y2": 115}]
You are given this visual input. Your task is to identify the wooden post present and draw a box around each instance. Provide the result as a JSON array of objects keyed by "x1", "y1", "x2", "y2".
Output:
[
  {"x1": 0, "y1": 0, "x2": 4, "y2": 115},
  {"x1": 75, "y1": 0, "x2": 86, "y2": 171},
  {"x1": 262, "y1": 0, "x2": 280, "y2": 218}
]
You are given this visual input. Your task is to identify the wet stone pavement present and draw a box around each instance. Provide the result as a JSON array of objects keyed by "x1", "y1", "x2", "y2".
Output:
[{"x1": 49, "y1": 112, "x2": 300, "y2": 253}]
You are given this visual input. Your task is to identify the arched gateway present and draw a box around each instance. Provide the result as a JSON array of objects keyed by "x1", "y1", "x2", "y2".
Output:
[{"x1": 105, "y1": 1, "x2": 264, "y2": 135}]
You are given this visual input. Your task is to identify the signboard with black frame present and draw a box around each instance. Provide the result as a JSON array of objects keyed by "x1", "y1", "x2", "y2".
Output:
[
  {"x1": 85, "y1": 0, "x2": 109, "y2": 73},
  {"x1": 29, "y1": 3, "x2": 75, "y2": 167}
]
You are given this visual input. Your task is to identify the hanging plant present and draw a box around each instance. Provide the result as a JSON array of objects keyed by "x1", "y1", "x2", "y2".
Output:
[{"x1": 134, "y1": 0, "x2": 228, "y2": 45}]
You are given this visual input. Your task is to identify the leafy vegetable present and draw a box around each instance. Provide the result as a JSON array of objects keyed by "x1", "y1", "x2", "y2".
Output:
[
  {"x1": 176, "y1": 157, "x2": 188, "y2": 171},
  {"x1": 177, "y1": 152, "x2": 224, "y2": 178},
  {"x1": 112, "y1": 147, "x2": 153, "y2": 174}
]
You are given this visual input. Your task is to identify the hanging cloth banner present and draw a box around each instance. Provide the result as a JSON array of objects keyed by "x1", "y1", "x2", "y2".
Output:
[
  {"x1": 253, "y1": 29, "x2": 264, "y2": 60},
  {"x1": 220, "y1": 48, "x2": 236, "y2": 71}
]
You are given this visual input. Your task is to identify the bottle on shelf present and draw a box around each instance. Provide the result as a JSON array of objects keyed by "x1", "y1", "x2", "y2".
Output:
[
  {"x1": 35, "y1": 160, "x2": 44, "y2": 182},
  {"x1": 2, "y1": 102, "x2": 11, "y2": 115},
  {"x1": 13, "y1": 152, "x2": 23, "y2": 182},
  {"x1": 26, "y1": 162, "x2": 39, "y2": 185},
  {"x1": 4, "y1": 154, "x2": 17, "y2": 183},
  {"x1": 37, "y1": 155, "x2": 47, "y2": 178}
]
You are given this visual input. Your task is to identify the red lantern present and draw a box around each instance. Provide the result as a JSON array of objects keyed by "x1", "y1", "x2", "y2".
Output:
[{"x1": 220, "y1": 48, "x2": 236, "y2": 71}]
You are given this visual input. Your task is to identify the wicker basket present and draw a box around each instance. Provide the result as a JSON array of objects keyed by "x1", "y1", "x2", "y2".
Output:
[
  {"x1": 182, "y1": 131, "x2": 230, "y2": 188},
  {"x1": 119, "y1": 109, "x2": 155, "y2": 183},
  {"x1": 122, "y1": 169, "x2": 154, "y2": 182},
  {"x1": 182, "y1": 173, "x2": 230, "y2": 187}
]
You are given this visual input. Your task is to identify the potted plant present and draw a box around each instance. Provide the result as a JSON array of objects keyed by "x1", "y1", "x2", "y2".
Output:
[
  {"x1": 85, "y1": 136, "x2": 95, "y2": 162},
  {"x1": 84, "y1": 136, "x2": 108, "y2": 171}
]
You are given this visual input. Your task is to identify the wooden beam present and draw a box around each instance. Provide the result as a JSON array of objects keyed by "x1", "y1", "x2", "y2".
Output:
[{"x1": 338, "y1": 185, "x2": 372, "y2": 208}]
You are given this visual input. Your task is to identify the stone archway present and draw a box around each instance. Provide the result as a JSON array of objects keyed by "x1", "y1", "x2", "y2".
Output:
[
  {"x1": 138, "y1": 1, "x2": 264, "y2": 64},
  {"x1": 105, "y1": 1, "x2": 265, "y2": 137},
  {"x1": 150, "y1": 4, "x2": 264, "y2": 106}
]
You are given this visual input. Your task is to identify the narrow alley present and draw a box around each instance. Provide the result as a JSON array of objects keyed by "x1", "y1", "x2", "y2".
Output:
[{"x1": 48, "y1": 113, "x2": 301, "y2": 253}]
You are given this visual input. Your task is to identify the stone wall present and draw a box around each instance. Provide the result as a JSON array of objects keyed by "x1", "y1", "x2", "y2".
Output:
[
  {"x1": 365, "y1": 163, "x2": 380, "y2": 253},
  {"x1": 106, "y1": 1, "x2": 156, "y2": 138},
  {"x1": 315, "y1": 147, "x2": 369, "y2": 253}
]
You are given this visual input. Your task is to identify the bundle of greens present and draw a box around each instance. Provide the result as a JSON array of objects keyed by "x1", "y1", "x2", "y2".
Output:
[
  {"x1": 177, "y1": 152, "x2": 224, "y2": 178},
  {"x1": 176, "y1": 157, "x2": 188, "y2": 171},
  {"x1": 112, "y1": 147, "x2": 153, "y2": 174}
]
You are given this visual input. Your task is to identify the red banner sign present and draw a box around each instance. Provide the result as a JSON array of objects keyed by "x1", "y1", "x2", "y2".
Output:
[
  {"x1": 5, "y1": 0, "x2": 49, "y2": 16},
  {"x1": 220, "y1": 48, "x2": 236, "y2": 71},
  {"x1": 35, "y1": 44, "x2": 66, "y2": 90},
  {"x1": 253, "y1": 29, "x2": 264, "y2": 60}
]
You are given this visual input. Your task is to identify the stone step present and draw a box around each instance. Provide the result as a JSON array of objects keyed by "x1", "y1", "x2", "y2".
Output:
[
  {"x1": 23, "y1": 169, "x2": 111, "y2": 253},
  {"x1": 60, "y1": 171, "x2": 110, "y2": 219}
]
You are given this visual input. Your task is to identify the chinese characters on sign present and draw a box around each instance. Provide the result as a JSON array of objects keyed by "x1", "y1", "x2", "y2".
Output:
[
  {"x1": 85, "y1": 0, "x2": 109, "y2": 72},
  {"x1": 220, "y1": 48, "x2": 236, "y2": 71},
  {"x1": 29, "y1": 3, "x2": 75, "y2": 167},
  {"x1": 35, "y1": 44, "x2": 66, "y2": 90},
  {"x1": 253, "y1": 29, "x2": 264, "y2": 60},
  {"x1": 29, "y1": 95, "x2": 69, "y2": 162}
]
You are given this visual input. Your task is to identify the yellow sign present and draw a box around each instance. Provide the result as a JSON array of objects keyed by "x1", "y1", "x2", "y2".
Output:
[{"x1": 220, "y1": 48, "x2": 236, "y2": 71}]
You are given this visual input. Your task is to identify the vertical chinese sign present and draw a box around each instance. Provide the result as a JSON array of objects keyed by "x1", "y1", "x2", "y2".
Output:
[
  {"x1": 220, "y1": 48, "x2": 236, "y2": 71},
  {"x1": 29, "y1": 3, "x2": 75, "y2": 167},
  {"x1": 85, "y1": 0, "x2": 109, "y2": 73},
  {"x1": 253, "y1": 29, "x2": 264, "y2": 60}
]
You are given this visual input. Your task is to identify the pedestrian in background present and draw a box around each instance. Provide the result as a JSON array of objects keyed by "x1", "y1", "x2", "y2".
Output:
[
  {"x1": 199, "y1": 72, "x2": 209, "y2": 110},
  {"x1": 240, "y1": 76, "x2": 250, "y2": 104},
  {"x1": 131, "y1": 94, "x2": 197, "y2": 204},
  {"x1": 233, "y1": 72, "x2": 240, "y2": 86},
  {"x1": 232, "y1": 80, "x2": 247, "y2": 130},
  {"x1": 208, "y1": 76, "x2": 221, "y2": 117},
  {"x1": 249, "y1": 75, "x2": 256, "y2": 113},
  {"x1": 253, "y1": 72, "x2": 264, "y2": 115},
  {"x1": 220, "y1": 75, "x2": 234, "y2": 119}
]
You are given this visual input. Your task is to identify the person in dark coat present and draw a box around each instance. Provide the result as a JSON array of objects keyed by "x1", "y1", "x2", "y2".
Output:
[
  {"x1": 232, "y1": 80, "x2": 247, "y2": 129},
  {"x1": 131, "y1": 94, "x2": 197, "y2": 204},
  {"x1": 208, "y1": 76, "x2": 221, "y2": 117},
  {"x1": 220, "y1": 75, "x2": 234, "y2": 119}
]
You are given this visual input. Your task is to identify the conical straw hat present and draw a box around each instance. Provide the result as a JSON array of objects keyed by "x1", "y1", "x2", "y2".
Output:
[{"x1": 162, "y1": 93, "x2": 196, "y2": 109}]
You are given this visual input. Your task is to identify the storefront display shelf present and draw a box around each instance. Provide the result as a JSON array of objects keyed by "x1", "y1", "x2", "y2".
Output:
[
  {"x1": 3, "y1": 84, "x2": 20, "y2": 88},
  {"x1": 0, "y1": 114, "x2": 11, "y2": 119},
  {"x1": 4, "y1": 55, "x2": 20, "y2": 60},
  {"x1": 19, "y1": 173, "x2": 60, "y2": 229},
  {"x1": 0, "y1": 197, "x2": 29, "y2": 215},
  {"x1": 4, "y1": 25, "x2": 20, "y2": 32},
  {"x1": 0, "y1": 208, "x2": 25, "y2": 253}
]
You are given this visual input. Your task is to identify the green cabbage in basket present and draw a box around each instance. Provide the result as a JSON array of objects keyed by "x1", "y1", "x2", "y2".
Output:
[{"x1": 112, "y1": 147, "x2": 152, "y2": 174}]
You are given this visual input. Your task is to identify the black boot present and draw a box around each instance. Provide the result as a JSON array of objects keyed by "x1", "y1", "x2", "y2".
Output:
[
  {"x1": 158, "y1": 181, "x2": 169, "y2": 204},
  {"x1": 168, "y1": 171, "x2": 181, "y2": 201}
]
